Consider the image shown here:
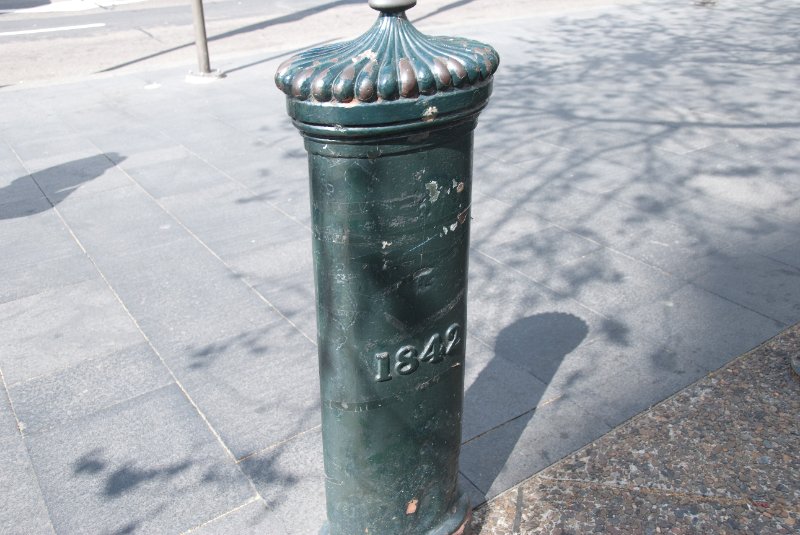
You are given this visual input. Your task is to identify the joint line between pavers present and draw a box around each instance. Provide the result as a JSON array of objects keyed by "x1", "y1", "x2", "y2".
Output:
[
  {"x1": 683, "y1": 281, "x2": 790, "y2": 328},
  {"x1": 0, "y1": 366, "x2": 28, "y2": 439},
  {"x1": 472, "y1": 247, "x2": 613, "y2": 324},
  {"x1": 106, "y1": 108, "x2": 318, "y2": 347},
  {"x1": 235, "y1": 423, "x2": 322, "y2": 464},
  {"x1": 179, "y1": 495, "x2": 262, "y2": 534},
  {"x1": 11, "y1": 139, "x2": 265, "y2": 501},
  {"x1": 460, "y1": 393, "x2": 565, "y2": 449},
  {"x1": 113, "y1": 160, "x2": 318, "y2": 347}
]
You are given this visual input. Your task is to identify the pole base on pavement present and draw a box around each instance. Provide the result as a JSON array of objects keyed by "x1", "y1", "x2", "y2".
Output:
[
  {"x1": 318, "y1": 494, "x2": 471, "y2": 535},
  {"x1": 185, "y1": 69, "x2": 225, "y2": 83}
]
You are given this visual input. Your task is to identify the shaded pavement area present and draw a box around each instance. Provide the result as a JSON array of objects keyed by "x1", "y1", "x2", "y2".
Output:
[
  {"x1": 1, "y1": 0, "x2": 799, "y2": 533},
  {"x1": 472, "y1": 324, "x2": 800, "y2": 534}
]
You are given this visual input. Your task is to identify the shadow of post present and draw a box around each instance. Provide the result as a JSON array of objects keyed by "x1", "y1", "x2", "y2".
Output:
[{"x1": 463, "y1": 312, "x2": 589, "y2": 502}]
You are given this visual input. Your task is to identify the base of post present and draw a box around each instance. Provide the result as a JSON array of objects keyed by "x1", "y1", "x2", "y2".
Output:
[
  {"x1": 319, "y1": 492, "x2": 471, "y2": 535},
  {"x1": 185, "y1": 69, "x2": 225, "y2": 83}
]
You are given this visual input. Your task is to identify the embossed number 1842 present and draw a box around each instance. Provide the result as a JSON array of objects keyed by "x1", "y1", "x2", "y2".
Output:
[{"x1": 374, "y1": 323, "x2": 462, "y2": 382}]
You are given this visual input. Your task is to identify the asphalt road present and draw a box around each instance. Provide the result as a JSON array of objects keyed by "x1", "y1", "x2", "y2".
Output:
[{"x1": 0, "y1": 0, "x2": 639, "y2": 86}]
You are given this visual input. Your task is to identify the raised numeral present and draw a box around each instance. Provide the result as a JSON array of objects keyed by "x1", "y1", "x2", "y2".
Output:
[
  {"x1": 419, "y1": 333, "x2": 442, "y2": 363},
  {"x1": 374, "y1": 323, "x2": 463, "y2": 382},
  {"x1": 444, "y1": 323, "x2": 461, "y2": 355},
  {"x1": 395, "y1": 345, "x2": 420, "y2": 375},
  {"x1": 375, "y1": 352, "x2": 392, "y2": 382}
]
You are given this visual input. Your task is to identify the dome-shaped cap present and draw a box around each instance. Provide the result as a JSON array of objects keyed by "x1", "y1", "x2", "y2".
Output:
[{"x1": 275, "y1": 3, "x2": 499, "y2": 130}]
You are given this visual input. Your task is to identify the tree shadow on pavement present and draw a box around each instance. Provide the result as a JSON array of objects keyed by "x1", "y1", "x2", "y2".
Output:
[{"x1": 462, "y1": 0, "x2": 800, "y2": 515}]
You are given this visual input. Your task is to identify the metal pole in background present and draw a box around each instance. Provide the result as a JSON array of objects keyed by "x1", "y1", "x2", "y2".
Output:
[{"x1": 187, "y1": 0, "x2": 223, "y2": 81}]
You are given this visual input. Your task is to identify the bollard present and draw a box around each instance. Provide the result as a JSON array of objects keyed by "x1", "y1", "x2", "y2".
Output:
[{"x1": 275, "y1": 1, "x2": 498, "y2": 533}]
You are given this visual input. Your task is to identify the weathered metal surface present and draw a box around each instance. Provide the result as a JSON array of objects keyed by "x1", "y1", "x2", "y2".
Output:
[{"x1": 276, "y1": 2, "x2": 497, "y2": 534}]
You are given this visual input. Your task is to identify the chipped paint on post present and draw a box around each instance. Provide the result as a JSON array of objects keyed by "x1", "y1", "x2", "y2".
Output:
[{"x1": 426, "y1": 181, "x2": 441, "y2": 203}]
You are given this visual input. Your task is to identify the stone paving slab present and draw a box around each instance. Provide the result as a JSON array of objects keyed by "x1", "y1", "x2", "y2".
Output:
[
  {"x1": 471, "y1": 323, "x2": 800, "y2": 534},
  {"x1": 25, "y1": 385, "x2": 256, "y2": 535},
  {"x1": 0, "y1": 435, "x2": 54, "y2": 535}
]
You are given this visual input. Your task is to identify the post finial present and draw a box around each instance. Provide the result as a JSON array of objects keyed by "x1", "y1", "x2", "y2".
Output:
[{"x1": 369, "y1": 0, "x2": 416, "y2": 12}]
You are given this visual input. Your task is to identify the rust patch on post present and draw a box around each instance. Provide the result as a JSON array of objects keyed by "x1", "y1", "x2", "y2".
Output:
[
  {"x1": 406, "y1": 498, "x2": 419, "y2": 514},
  {"x1": 450, "y1": 509, "x2": 472, "y2": 535}
]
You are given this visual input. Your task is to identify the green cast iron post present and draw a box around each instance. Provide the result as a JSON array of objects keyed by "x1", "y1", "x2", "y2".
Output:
[{"x1": 275, "y1": 1, "x2": 498, "y2": 533}]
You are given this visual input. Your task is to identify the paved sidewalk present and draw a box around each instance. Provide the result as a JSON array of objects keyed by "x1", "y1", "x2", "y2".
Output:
[
  {"x1": 472, "y1": 323, "x2": 800, "y2": 534},
  {"x1": 1, "y1": 0, "x2": 799, "y2": 533}
]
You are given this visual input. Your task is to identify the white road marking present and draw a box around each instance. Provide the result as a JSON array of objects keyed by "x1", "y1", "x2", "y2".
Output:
[{"x1": 0, "y1": 22, "x2": 106, "y2": 37}]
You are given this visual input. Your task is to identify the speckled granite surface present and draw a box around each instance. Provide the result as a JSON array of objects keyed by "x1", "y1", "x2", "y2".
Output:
[{"x1": 471, "y1": 323, "x2": 800, "y2": 534}]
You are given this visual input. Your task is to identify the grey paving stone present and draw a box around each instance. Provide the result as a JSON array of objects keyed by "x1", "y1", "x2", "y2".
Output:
[
  {"x1": 83, "y1": 121, "x2": 177, "y2": 160},
  {"x1": 616, "y1": 283, "x2": 784, "y2": 373},
  {"x1": 0, "y1": 278, "x2": 144, "y2": 387},
  {"x1": 473, "y1": 156, "x2": 562, "y2": 204},
  {"x1": 543, "y1": 333, "x2": 710, "y2": 430},
  {"x1": 184, "y1": 498, "x2": 273, "y2": 535},
  {"x1": 161, "y1": 322, "x2": 320, "y2": 460},
  {"x1": 8, "y1": 133, "x2": 101, "y2": 174},
  {"x1": 0, "y1": 174, "x2": 44, "y2": 207},
  {"x1": 531, "y1": 247, "x2": 685, "y2": 317},
  {"x1": 0, "y1": 387, "x2": 19, "y2": 440},
  {"x1": 766, "y1": 239, "x2": 800, "y2": 270},
  {"x1": 253, "y1": 277, "x2": 317, "y2": 342},
  {"x1": 482, "y1": 135, "x2": 565, "y2": 165},
  {"x1": 690, "y1": 254, "x2": 800, "y2": 326},
  {"x1": 240, "y1": 427, "x2": 327, "y2": 535},
  {"x1": 0, "y1": 140, "x2": 30, "y2": 180},
  {"x1": 463, "y1": 335, "x2": 548, "y2": 443},
  {"x1": 9, "y1": 343, "x2": 172, "y2": 436},
  {"x1": 609, "y1": 215, "x2": 737, "y2": 279},
  {"x1": 93, "y1": 239, "x2": 284, "y2": 350},
  {"x1": 0, "y1": 252, "x2": 99, "y2": 305},
  {"x1": 55, "y1": 185, "x2": 188, "y2": 260},
  {"x1": 459, "y1": 473, "x2": 487, "y2": 509},
  {"x1": 111, "y1": 144, "x2": 187, "y2": 170},
  {"x1": 537, "y1": 123, "x2": 667, "y2": 155},
  {"x1": 25, "y1": 385, "x2": 255, "y2": 535},
  {"x1": 236, "y1": 144, "x2": 308, "y2": 197},
  {"x1": 460, "y1": 396, "x2": 611, "y2": 499},
  {"x1": 122, "y1": 148, "x2": 229, "y2": 199},
  {"x1": 661, "y1": 195, "x2": 797, "y2": 260},
  {"x1": 555, "y1": 193, "x2": 676, "y2": 248},
  {"x1": 470, "y1": 193, "x2": 552, "y2": 248},
  {"x1": 159, "y1": 182, "x2": 307, "y2": 258},
  {"x1": 225, "y1": 238, "x2": 313, "y2": 292},
  {"x1": 466, "y1": 251, "x2": 614, "y2": 347},
  {"x1": 680, "y1": 162, "x2": 800, "y2": 224},
  {"x1": 475, "y1": 223, "x2": 604, "y2": 284},
  {"x1": 0, "y1": 199, "x2": 83, "y2": 270},
  {"x1": 31, "y1": 153, "x2": 130, "y2": 205},
  {"x1": 0, "y1": 435, "x2": 55, "y2": 535}
]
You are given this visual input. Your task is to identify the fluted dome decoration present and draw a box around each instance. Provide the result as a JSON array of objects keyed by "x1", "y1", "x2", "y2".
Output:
[{"x1": 275, "y1": 12, "x2": 499, "y2": 104}]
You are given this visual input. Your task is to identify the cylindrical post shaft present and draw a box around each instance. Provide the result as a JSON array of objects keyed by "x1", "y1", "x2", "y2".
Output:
[
  {"x1": 190, "y1": 0, "x2": 211, "y2": 74},
  {"x1": 305, "y1": 119, "x2": 478, "y2": 534},
  {"x1": 275, "y1": 2, "x2": 498, "y2": 532}
]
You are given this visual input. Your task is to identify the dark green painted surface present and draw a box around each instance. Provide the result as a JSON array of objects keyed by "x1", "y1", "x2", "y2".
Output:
[
  {"x1": 276, "y1": 3, "x2": 497, "y2": 533},
  {"x1": 306, "y1": 122, "x2": 475, "y2": 534}
]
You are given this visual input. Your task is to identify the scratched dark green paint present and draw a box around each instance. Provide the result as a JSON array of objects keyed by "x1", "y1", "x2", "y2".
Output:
[{"x1": 276, "y1": 2, "x2": 497, "y2": 533}]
